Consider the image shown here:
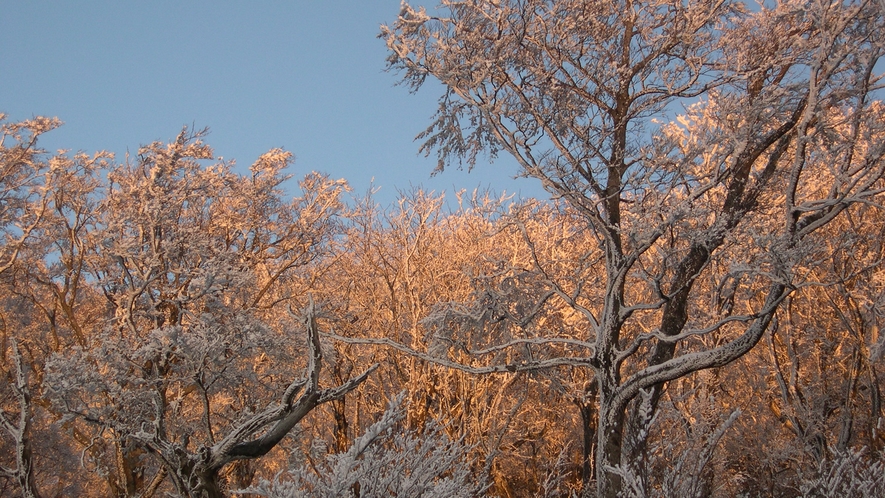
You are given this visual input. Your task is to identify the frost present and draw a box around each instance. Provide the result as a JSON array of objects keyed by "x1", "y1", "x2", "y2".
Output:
[
  {"x1": 799, "y1": 448, "x2": 885, "y2": 498},
  {"x1": 241, "y1": 394, "x2": 487, "y2": 498}
]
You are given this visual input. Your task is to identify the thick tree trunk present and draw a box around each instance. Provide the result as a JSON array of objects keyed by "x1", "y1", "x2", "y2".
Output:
[
  {"x1": 596, "y1": 367, "x2": 626, "y2": 498},
  {"x1": 166, "y1": 454, "x2": 224, "y2": 498},
  {"x1": 578, "y1": 399, "x2": 596, "y2": 492},
  {"x1": 597, "y1": 403, "x2": 626, "y2": 498},
  {"x1": 574, "y1": 381, "x2": 598, "y2": 495}
]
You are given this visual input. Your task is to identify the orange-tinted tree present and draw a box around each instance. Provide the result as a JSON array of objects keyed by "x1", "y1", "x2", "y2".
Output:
[{"x1": 383, "y1": 0, "x2": 885, "y2": 495}]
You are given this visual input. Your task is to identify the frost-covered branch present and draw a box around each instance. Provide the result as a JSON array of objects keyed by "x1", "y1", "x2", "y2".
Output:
[
  {"x1": 205, "y1": 301, "x2": 377, "y2": 471},
  {"x1": 242, "y1": 393, "x2": 488, "y2": 498},
  {"x1": 616, "y1": 310, "x2": 775, "y2": 366},
  {"x1": 0, "y1": 341, "x2": 42, "y2": 498},
  {"x1": 468, "y1": 336, "x2": 596, "y2": 356},
  {"x1": 613, "y1": 283, "x2": 789, "y2": 413},
  {"x1": 323, "y1": 331, "x2": 594, "y2": 374}
]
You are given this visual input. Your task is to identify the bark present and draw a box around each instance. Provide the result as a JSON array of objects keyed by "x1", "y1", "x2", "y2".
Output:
[
  {"x1": 382, "y1": 2, "x2": 885, "y2": 494},
  {"x1": 0, "y1": 343, "x2": 42, "y2": 498},
  {"x1": 574, "y1": 385, "x2": 598, "y2": 493},
  {"x1": 138, "y1": 467, "x2": 166, "y2": 498},
  {"x1": 331, "y1": 397, "x2": 350, "y2": 454},
  {"x1": 596, "y1": 284, "x2": 789, "y2": 497},
  {"x1": 595, "y1": 343, "x2": 625, "y2": 498},
  {"x1": 159, "y1": 303, "x2": 378, "y2": 497},
  {"x1": 597, "y1": 401, "x2": 626, "y2": 498},
  {"x1": 624, "y1": 114, "x2": 802, "y2": 465}
]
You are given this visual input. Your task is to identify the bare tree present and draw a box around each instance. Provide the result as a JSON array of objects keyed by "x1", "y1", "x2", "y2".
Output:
[
  {"x1": 0, "y1": 115, "x2": 51, "y2": 498},
  {"x1": 26, "y1": 128, "x2": 377, "y2": 497},
  {"x1": 0, "y1": 122, "x2": 124, "y2": 497},
  {"x1": 135, "y1": 300, "x2": 377, "y2": 497},
  {"x1": 382, "y1": 0, "x2": 885, "y2": 495},
  {"x1": 0, "y1": 115, "x2": 58, "y2": 278}
]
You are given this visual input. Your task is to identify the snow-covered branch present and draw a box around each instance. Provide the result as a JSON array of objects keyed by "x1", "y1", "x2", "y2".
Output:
[
  {"x1": 0, "y1": 341, "x2": 41, "y2": 498},
  {"x1": 323, "y1": 331, "x2": 594, "y2": 374}
]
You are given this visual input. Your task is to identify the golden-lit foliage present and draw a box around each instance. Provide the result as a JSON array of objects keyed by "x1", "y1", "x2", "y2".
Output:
[
  {"x1": 3, "y1": 1, "x2": 885, "y2": 496},
  {"x1": 0, "y1": 114, "x2": 883, "y2": 496}
]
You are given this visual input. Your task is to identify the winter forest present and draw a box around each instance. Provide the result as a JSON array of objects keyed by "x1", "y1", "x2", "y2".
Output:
[{"x1": 3, "y1": 1, "x2": 885, "y2": 497}]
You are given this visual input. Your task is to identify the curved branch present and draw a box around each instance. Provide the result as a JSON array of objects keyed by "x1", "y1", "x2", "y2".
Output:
[
  {"x1": 323, "y1": 331, "x2": 594, "y2": 374},
  {"x1": 613, "y1": 283, "x2": 789, "y2": 413},
  {"x1": 207, "y1": 301, "x2": 377, "y2": 470}
]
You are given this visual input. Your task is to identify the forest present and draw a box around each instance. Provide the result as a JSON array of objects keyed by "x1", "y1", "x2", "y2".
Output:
[{"x1": 2, "y1": 0, "x2": 885, "y2": 497}]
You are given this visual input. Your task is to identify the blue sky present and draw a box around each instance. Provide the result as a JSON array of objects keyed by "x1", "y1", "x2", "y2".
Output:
[{"x1": 1, "y1": 2, "x2": 544, "y2": 206}]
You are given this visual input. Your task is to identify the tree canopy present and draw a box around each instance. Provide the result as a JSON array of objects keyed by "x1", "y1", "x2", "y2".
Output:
[{"x1": 2, "y1": 1, "x2": 885, "y2": 496}]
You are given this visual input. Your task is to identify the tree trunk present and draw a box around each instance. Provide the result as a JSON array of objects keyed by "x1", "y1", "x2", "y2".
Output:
[
  {"x1": 597, "y1": 407, "x2": 626, "y2": 498},
  {"x1": 188, "y1": 466, "x2": 224, "y2": 498},
  {"x1": 14, "y1": 432, "x2": 41, "y2": 498},
  {"x1": 596, "y1": 371, "x2": 626, "y2": 498},
  {"x1": 575, "y1": 381, "x2": 598, "y2": 495},
  {"x1": 579, "y1": 402, "x2": 596, "y2": 492},
  {"x1": 331, "y1": 397, "x2": 350, "y2": 453},
  {"x1": 6, "y1": 342, "x2": 42, "y2": 498}
]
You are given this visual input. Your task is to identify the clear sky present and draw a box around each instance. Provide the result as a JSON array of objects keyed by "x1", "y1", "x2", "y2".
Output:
[{"x1": 1, "y1": 2, "x2": 544, "y2": 206}]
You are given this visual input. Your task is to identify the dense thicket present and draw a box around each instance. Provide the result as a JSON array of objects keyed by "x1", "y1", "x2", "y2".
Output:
[
  {"x1": 3, "y1": 1, "x2": 885, "y2": 497},
  {"x1": 1, "y1": 114, "x2": 883, "y2": 497}
]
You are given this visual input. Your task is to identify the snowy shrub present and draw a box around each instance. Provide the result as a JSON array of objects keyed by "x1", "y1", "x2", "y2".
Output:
[
  {"x1": 800, "y1": 447, "x2": 885, "y2": 498},
  {"x1": 603, "y1": 409, "x2": 741, "y2": 498},
  {"x1": 241, "y1": 394, "x2": 488, "y2": 498}
]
